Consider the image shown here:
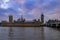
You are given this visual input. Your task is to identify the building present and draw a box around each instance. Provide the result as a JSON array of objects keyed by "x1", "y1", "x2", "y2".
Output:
[
  {"x1": 1, "y1": 13, "x2": 44, "y2": 27},
  {"x1": 9, "y1": 15, "x2": 13, "y2": 23},
  {"x1": 41, "y1": 13, "x2": 44, "y2": 24},
  {"x1": 14, "y1": 15, "x2": 25, "y2": 23}
]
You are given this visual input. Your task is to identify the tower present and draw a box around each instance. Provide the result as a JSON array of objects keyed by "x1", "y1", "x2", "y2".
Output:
[
  {"x1": 9, "y1": 15, "x2": 13, "y2": 23},
  {"x1": 41, "y1": 13, "x2": 44, "y2": 24}
]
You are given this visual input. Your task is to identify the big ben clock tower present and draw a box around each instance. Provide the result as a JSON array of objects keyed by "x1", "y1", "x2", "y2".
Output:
[{"x1": 41, "y1": 13, "x2": 44, "y2": 24}]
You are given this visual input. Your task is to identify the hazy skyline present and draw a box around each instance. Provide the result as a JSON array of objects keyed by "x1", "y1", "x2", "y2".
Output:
[{"x1": 0, "y1": 0, "x2": 60, "y2": 22}]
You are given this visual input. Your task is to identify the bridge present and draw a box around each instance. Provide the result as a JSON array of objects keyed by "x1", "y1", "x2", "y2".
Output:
[{"x1": 46, "y1": 22, "x2": 60, "y2": 28}]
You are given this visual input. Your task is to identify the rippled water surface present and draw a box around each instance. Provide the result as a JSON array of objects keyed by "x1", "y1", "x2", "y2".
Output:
[{"x1": 0, "y1": 27, "x2": 60, "y2": 40}]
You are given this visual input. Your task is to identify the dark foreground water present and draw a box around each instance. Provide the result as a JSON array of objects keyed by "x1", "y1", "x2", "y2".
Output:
[{"x1": 0, "y1": 27, "x2": 60, "y2": 40}]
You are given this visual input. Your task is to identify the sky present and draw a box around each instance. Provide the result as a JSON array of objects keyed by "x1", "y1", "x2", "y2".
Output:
[{"x1": 0, "y1": 0, "x2": 60, "y2": 22}]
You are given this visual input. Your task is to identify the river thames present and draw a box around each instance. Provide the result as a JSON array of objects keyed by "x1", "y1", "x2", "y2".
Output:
[{"x1": 0, "y1": 27, "x2": 60, "y2": 40}]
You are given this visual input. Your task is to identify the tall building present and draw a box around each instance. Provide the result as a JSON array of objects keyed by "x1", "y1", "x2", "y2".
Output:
[
  {"x1": 9, "y1": 15, "x2": 13, "y2": 23},
  {"x1": 41, "y1": 13, "x2": 44, "y2": 24}
]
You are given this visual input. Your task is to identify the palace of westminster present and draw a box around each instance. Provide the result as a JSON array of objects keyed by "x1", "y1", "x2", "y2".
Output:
[{"x1": 1, "y1": 13, "x2": 44, "y2": 26}]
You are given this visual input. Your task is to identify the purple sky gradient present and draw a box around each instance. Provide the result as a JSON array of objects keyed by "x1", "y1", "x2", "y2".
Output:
[{"x1": 0, "y1": 0, "x2": 60, "y2": 22}]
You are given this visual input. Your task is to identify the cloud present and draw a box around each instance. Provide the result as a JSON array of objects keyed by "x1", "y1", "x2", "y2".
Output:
[{"x1": 0, "y1": 0, "x2": 60, "y2": 22}]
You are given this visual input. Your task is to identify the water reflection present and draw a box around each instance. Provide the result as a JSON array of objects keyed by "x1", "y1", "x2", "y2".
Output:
[
  {"x1": 0, "y1": 27, "x2": 60, "y2": 40},
  {"x1": 8, "y1": 27, "x2": 25, "y2": 40},
  {"x1": 8, "y1": 27, "x2": 13, "y2": 40}
]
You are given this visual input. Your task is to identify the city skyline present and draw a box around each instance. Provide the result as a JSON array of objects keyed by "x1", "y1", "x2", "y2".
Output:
[
  {"x1": 1, "y1": 14, "x2": 44, "y2": 27},
  {"x1": 0, "y1": 0, "x2": 60, "y2": 22},
  {"x1": 1, "y1": 13, "x2": 44, "y2": 22}
]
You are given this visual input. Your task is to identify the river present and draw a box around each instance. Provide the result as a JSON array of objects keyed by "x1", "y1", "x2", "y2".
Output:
[{"x1": 0, "y1": 27, "x2": 60, "y2": 40}]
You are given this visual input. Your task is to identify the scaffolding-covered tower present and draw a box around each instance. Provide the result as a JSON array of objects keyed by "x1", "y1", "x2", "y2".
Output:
[{"x1": 9, "y1": 15, "x2": 13, "y2": 23}]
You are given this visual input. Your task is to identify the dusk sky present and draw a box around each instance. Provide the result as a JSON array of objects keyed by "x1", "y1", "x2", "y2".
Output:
[{"x1": 0, "y1": 0, "x2": 60, "y2": 22}]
